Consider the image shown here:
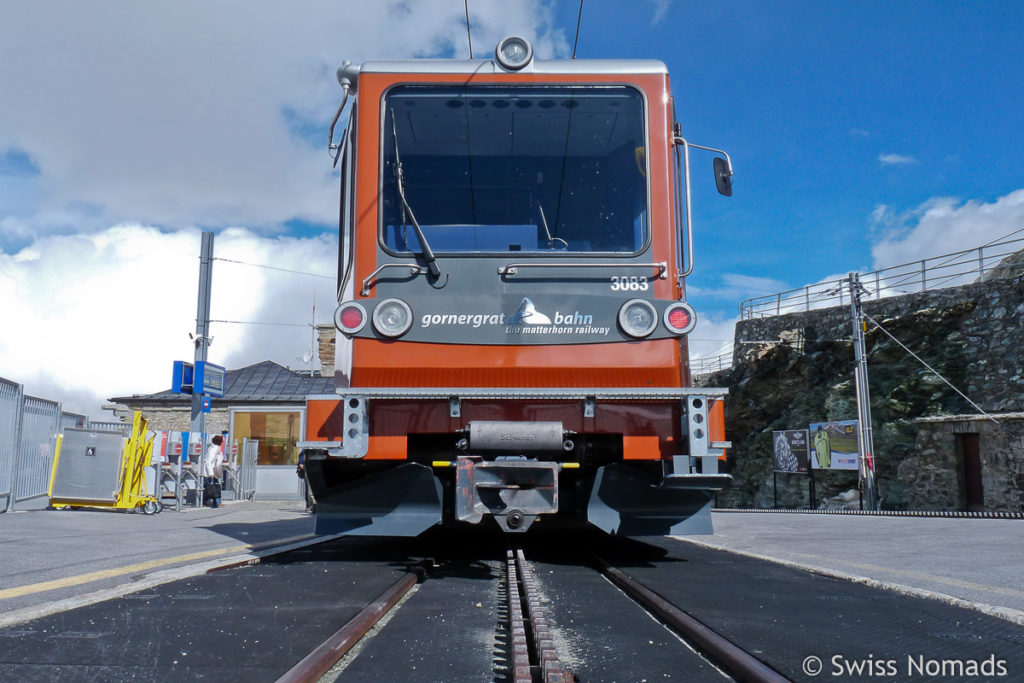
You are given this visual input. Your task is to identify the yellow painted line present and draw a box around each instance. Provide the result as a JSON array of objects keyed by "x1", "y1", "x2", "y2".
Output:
[
  {"x1": 784, "y1": 551, "x2": 1024, "y2": 600},
  {"x1": 0, "y1": 544, "x2": 252, "y2": 601}
]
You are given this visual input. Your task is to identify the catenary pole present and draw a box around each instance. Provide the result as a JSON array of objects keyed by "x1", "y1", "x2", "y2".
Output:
[
  {"x1": 191, "y1": 231, "x2": 214, "y2": 436},
  {"x1": 849, "y1": 273, "x2": 879, "y2": 510}
]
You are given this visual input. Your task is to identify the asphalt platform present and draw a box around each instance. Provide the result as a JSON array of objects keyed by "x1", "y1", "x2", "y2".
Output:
[
  {"x1": 679, "y1": 510, "x2": 1024, "y2": 624},
  {"x1": 0, "y1": 500, "x2": 316, "y2": 626},
  {"x1": 2, "y1": 504, "x2": 1023, "y2": 630}
]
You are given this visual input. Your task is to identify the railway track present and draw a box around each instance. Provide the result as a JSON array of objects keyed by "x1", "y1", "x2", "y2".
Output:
[
  {"x1": 279, "y1": 542, "x2": 787, "y2": 682},
  {"x1": 3, "y1": 531, "x2": 1022, "y2": 681}
]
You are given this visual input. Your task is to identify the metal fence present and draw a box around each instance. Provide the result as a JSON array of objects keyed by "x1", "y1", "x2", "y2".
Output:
[
  {"x1": 17, "y1": 396, "x2": 62, "y2": 508},
  {"x1": 61, "y1": 411, "x2": 88, "y2": 430},
  {"x1": 1, "y1": 374, "x2": 127, "y2": 512},
  {"x1": 740, "y1": 234, "x2": 1024, "y2": 320},
  {"x1": 0, "y1": 378, "x2": 24, "y2": 511}
]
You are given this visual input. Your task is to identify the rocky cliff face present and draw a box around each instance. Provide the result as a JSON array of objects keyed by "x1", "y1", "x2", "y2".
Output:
[{"x1": 707, "y1": 268, "x2": 1024, "y2": 511}]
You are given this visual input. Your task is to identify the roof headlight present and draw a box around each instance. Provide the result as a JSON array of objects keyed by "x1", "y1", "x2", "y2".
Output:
[
  {"x1": 617, "y1": 299, "x2": 658, "y2": 339},
  {"x1": 663, "y1": 302, "x2": 697, "y2": 335},
  {"x1": 335, "y1": 301, "x2": 367, "y2": 335},
  {"x1": 495, "y1": 36, "x2": 534, "y2": 71},
  {"x1": 372, "y1": 298, "x2": 413, "y2": 338}
]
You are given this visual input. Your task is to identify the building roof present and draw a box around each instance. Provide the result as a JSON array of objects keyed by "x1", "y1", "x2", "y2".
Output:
[{"x1": 110, "y1": 360, "x2": 336, "y2": 405}]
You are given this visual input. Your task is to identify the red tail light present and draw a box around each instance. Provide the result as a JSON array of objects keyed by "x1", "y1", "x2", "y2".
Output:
[
  {"x1": 335, "y1": 302, "x2": 367, "y2": 334},
  {"x1": 663, "y1": 302, "x2": 696, "y2": 335}
]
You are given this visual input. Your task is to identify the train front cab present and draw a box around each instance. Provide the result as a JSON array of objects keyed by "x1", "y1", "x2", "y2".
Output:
[{"x1": 300, "y1": 38, "x2": 734, "y2": 537}]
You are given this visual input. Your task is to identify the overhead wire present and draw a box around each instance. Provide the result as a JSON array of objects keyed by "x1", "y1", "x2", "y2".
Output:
[
  {"x1": 213, "y1": 257, "x2": 333, "y2": 280},
  {"x1": 209, "y1": 319, "x2": 313, "y2": 327},
  {"x1": 209, "y1": 258, "x2": 330, "y2": 331}
]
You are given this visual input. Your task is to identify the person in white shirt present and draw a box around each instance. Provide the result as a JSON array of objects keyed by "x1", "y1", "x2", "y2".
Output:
[{"x1": 202, "y1": 434, "x2": 225, "y2": 508}]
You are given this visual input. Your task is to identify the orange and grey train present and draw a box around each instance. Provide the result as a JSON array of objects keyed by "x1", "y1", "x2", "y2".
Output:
[{"x1": 299, "y1": 36, "x2": 734, "y2": 537}]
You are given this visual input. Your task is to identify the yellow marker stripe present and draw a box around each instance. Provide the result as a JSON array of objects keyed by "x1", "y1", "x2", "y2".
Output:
[
  {"x1": 561, "y1": 462, "x2": 580, "y2": 469},
  {"x1": 0, "y1": 544, "x2": 251, "y2": 600},
  {"x1": 431, "y1": 461, "x2": 453, "y2": 467}
]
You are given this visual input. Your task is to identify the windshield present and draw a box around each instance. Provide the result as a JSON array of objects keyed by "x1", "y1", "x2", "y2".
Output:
[{"x1": 381, "y1": 85, "x2": 648, "y2": 255}]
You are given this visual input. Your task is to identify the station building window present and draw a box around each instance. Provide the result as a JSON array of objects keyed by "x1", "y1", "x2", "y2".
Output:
[{"x1": 231, "y1": 409, "x2": 303, "y2": 466}]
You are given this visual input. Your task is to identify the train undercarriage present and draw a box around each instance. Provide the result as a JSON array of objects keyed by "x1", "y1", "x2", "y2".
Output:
[{"x1": 299, "y1": 388, "x2": 730, "y2": 537}]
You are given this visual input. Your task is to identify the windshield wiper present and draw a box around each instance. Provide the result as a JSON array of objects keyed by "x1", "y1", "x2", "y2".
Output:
[
  {"x1": 390, "y1": 112, "x2": 440, "y2": 279},
  {"x1": 537, "y1": 202, "x2": 568, "y2": 249}
]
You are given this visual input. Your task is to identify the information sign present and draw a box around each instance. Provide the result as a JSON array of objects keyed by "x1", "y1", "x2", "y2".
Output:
[
  {"x1": 772, "y1": 430, "x2": 810, "y2": 473},
  {"x1": 171, "y1": 361, "x2": 194, "y2": 394},
  {"x1": 808, "y1": 420, "x2": 859, "y2": 470},
  {"x1": 194, "y1": 361, "x2": 226, "y2": 398}
]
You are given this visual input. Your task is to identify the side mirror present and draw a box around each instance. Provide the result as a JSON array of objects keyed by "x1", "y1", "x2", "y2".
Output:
[{"x1": 714, "y1": 157, "x2": 733, "y2": 197}]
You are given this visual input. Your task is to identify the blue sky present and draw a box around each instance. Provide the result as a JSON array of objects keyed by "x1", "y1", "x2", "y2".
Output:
[
  {"x1": 1, "y1": 1, "x2": 1022, "y2": 414},
  {"x1": 557, "y1": 1, "x2": 1024, "y2": 314}
]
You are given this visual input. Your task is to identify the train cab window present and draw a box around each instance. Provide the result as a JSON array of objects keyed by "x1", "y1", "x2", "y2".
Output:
[{"x1": 381, "y1": 85, "x2": 648, "y2": 255}]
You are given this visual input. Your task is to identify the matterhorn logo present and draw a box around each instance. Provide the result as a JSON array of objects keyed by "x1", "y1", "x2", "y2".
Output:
[{"x1": 508, "y1": 297, "x2": 552, "y2": 325}]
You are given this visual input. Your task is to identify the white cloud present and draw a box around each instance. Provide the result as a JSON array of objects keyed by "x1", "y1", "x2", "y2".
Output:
[
  {"x1": 0, "y1": 1, "x2": 566, "y2": 234},
  {"x1": 0, "y1": 226, "x2": 339, "y2": 417},
  {"x1": 871, "y1": 189, "x2": 1024, "y2": 269},
  {"x1": 879, "y1": 153, "x2": 918, "y2": 165},
  {"x1": 0, "y1": 1, "x2": 567, "y2": 416}
]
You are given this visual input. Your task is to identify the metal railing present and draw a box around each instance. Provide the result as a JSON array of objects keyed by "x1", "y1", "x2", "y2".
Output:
[
  {"x1": 237, "y1": 438, "x2": 259, "y2": 501},
  {"x1": 739, "y1": 234, "x2": 1024, "y2": 320},
  {"x1": 691, "y1": 350, "x2": 734, "y2": 377}
]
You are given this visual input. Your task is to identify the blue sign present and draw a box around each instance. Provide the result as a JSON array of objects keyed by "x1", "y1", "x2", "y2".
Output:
[
  {"x1": 194, "y1": 361, "x2": 226, "y2": 398},
  {"x1": 171, "y1": 361, "x2": 194, "y2": 394},
  {"x1": 201, "y1": 396, "x2": 212, "y2": 413}
]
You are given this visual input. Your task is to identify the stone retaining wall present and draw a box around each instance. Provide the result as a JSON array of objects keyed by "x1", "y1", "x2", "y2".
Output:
[{"x1": 710, "y1": 270, "x2": 1024, "y2": 512}]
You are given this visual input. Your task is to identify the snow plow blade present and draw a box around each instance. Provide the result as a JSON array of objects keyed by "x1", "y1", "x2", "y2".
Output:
[
  {"x1": 314, "y1": 462, "x2": 443, "y2": 537},
  {"x1": 587, "y1": 464, "x2": 727, "y2": 537}
]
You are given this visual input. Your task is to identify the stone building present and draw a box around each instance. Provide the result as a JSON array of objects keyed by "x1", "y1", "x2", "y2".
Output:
[
  {"x1": 110, "y1": 359, "x2": 334, "y2": 467},
  {"x1": 108, "y1": 327, "x2": 338, "y2": 496}
]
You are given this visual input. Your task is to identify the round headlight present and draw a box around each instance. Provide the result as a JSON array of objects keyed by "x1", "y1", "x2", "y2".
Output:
[
  {"x1": 617, "y1": 299, "x2": 658, "y2": 338},
  {"x1": 495, "y1": 36, "x2": 533, "y2": 71},
  {"x1": 372, "y1": 298, "x2": 413, "y2": 338},
  {"x1": 335, "y1": 301, "x2": 367, "y2": 335},
  {"x1": 663, "y1": 302, "x2": 697, "y2": 335}
]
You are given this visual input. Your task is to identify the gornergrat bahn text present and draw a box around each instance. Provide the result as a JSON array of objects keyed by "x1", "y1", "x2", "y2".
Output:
[{"x1": 299, "y1": 36, "x2": 734, "y2": 537}]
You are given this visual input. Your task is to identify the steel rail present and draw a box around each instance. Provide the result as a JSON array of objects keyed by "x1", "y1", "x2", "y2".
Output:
[
  {"x1": 592, "y1": 555, "x2": 788, "y2": 683},
  {"x1": 276, "y1": 567, "x2": 423, "y2": 683}
]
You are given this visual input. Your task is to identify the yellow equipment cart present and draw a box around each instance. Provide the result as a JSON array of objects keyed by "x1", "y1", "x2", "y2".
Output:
[{"x1": 49, "y1": 412, "x2": 162, "y2": 514}]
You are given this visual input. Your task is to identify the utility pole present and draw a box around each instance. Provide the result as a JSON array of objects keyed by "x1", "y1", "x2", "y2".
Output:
[
  {"x1": 191, "y1": 231, "x2": 214, "y2": 436},
  {"x1": 848, "y1": 272, "x2": 879, "y2": 510}
]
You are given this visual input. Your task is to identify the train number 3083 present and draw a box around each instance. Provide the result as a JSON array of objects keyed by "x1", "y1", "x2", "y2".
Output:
[{"x1": 610, "y1": 276, "x2": 649, "y2": 291}]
